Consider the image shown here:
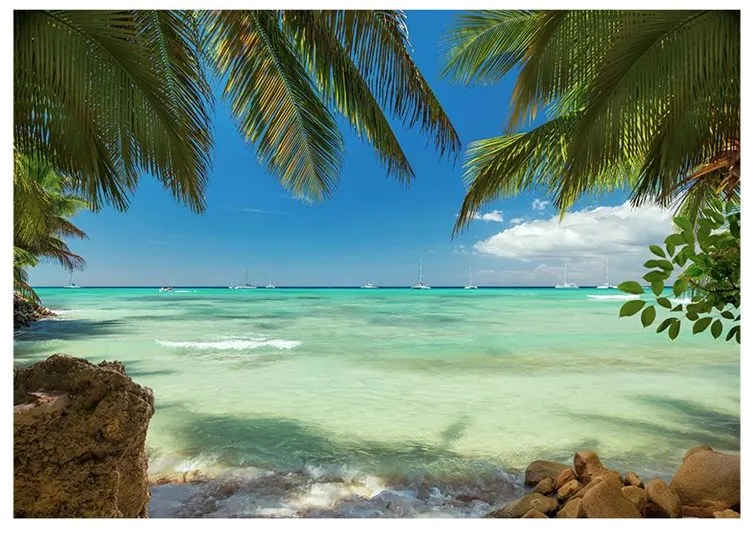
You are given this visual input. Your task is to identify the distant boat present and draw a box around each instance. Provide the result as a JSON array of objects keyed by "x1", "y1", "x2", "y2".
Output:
[
  {"x1": 230, "y1": 270, "x2": 255, "y2": 289},
  {"x1": 555, "y1": 263, "x2": 579, "y2": 289},
  {"x1": 595, "y1": 257, "x2": 616, "y2": 289},
  {"x1": 464, "y1": 266, "x2": 478, "y2": 289},
  {"x1": 411, "y1": 258, "x2": 431, "y2": 290},
  {"x1": 63, "y1": 271, "x2": 81, "y2": 289},
  {"x1": 158, "y1": 287, "x2": 174, "y2": 293},
  {"x1": 264, "y1": 273, "x2": 276, "y2": 289},
  {"x1": 361, "y1": 283, "x2": 378, "y2": 289}
]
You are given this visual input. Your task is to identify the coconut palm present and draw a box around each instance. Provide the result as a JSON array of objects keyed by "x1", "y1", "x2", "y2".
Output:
[
  {"x1": 15, "y1": 10, "x2": 460, "y2": 213},
  {"x1": 14, "y1": 153, "x2": 88, "y2": 300},
  {"x1": 442, "y1": 10, "x2": 739, "y2": 233}
]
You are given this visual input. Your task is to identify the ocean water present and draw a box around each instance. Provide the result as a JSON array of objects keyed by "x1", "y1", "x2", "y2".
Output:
[{"x1": 14, "y1": 287, "x2": 739, "y2": 517}]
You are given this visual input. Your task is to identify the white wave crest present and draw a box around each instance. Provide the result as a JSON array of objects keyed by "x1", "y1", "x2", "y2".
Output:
[
  {"x1": 587, "y1": 294, "x2": 632, "y2": 301},
  {"x1": 155, "y1": 337, "x2": 301, "y2": 351}
]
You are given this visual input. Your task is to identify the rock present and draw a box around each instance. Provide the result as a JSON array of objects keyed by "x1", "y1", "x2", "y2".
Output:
[
  {"x1": 525, "y1": 460, "x2": 570, "y2": 487},
  {"x1": 670, "y1": 446, "x2": 740, "y2": 510},
  {"x1": 487, "y1": 492, "x2": 559, "y2": 518},
  {"x1": 621, "y1": 485, "x2": 647, "y2": 513},
  {"x1": 13, "y1": 292, "x2": 54, "y2": 329},
  {"x1": 573, "y1": 451, "x2": 621, "y2": 484},
  {"x1": 682, "y1": 505, "x2": 716, "y2": 518},
  {"x1": 580, "y1": 476, "x2": 641, "y2": 518},
  {"x1": 555, "y1": 497, "x2": 582, "y2": 518},
  {"x1": 534, "y1": 477, "x2": 555, "y2": 495},
  {"x1": 683, "y1": 444, "x2": 713, "y2": 461},
  {"x1": 14, "y1": 354, "x2": 155, "y2": 518},
  {"x1": 644, "y1": 479, "x2": 682, "y2": 518},
  {"x1": 522, "y1": 509, "x2": 549, "y2": 518},
  {"x1": 713, "y1": 509, "x2": 740, "y2": 518},
  {"x1": 556, "y1": 479, "x2": 582, "y2": 502},
  {"x1": 623, "y1": 471, "x2": 643, "y2": 488},
  {"x1": 572, "y1": 473, "x2": 622, "y2": 501},
  {"x1": 554, "y1": 468, "x2": 576, "y2": 490}
]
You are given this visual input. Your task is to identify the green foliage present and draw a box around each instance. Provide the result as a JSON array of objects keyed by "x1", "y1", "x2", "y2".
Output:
[
  {"x1": 443, "y1": 11, "x2": 739, "y2": 235},
  {"x1": 619, "y1": 198, "x2": 740, "y2": 343}
]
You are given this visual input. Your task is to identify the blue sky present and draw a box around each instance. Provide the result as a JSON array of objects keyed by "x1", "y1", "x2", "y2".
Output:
[{"x1": 29, "y1": 10, "x2": 671, "y2": 288}]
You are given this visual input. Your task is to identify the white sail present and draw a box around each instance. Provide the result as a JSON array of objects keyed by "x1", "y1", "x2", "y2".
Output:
[{"x1": 411, "y1": 258, "x2": 431, "y2": 289}]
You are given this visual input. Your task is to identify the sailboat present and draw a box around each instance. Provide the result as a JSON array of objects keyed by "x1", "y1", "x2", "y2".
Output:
[
  {"x1": 264, "y1": 272, "x2": 276, "y2": 289},
  {"x1": 230, "y1": 270, "x2": 255, "y2": 289},
  {"x1": 63, "y1": 271, "x2": 81, "y2": 289},
  {"x1": 555, "y1": 263, "x2": 579, "y2": 289},
  {"x1": 595, "y1": 257, "x2": 616, "y2": 289},
  {"x1": 360, "y1": 283, "x2": 378, "y2": 289},
  {"x1": 464, "y1": 266, "x2": 478, "y2": 289},
  {"x1": 411, "y1": 258, "x2": 431, "y2": 289}
]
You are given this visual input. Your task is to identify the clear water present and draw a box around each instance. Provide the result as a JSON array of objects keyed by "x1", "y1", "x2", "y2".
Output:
[{"x1": 14, "y1": 287, "x2": 739, "y2": 517}]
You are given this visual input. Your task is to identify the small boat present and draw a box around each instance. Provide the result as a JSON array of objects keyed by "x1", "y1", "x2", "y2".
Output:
[
  {"x1": 464, "y1": 266, "x2": 478, "y2": 289},
  {"x1": 230, "y1": 270, "x2": 255, "y2": 289},
  {"x1": 411, "y1": 258, "x2": 431, "y2": 290},
  {"x1": 595, "y1": 257, "x2": 616, "y2": 289},
  {"x1": 63, "y1": 271, "x2": 81, "y2": 289},
  {"x1": 360, "y1": 283, "x2": 378, "y2": 289},
  {"x1": 158, "y1": 287, "x2": 174, "y2": 293},
  {"x1": 264, "y1": 273, "x2": 276, "y2": 289},
  {"x1": 555, "y1": 263, "x2": 579, "y2": 289}
]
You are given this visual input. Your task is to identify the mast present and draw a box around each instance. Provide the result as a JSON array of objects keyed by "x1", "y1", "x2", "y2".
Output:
[
  {"x1": 468, "y1": 265, "x2": 473, "y2": 286},
  {"x1": 564, "y1": 263, "x2": 568, "y2": 286},
  {"x1": 605, "y1": 257, "x2": 609, "y2": 286},
  {"x1": 418, "y1": 258, "x2": 423, "y2": 284}
]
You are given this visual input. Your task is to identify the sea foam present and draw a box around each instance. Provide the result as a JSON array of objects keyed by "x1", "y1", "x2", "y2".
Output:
[
  {"x1": 586, "y1": 294, "x2": 632, "y2": 301},
  {"x1": 155, "y1": 337, "x2": 301, "y2": 351}
]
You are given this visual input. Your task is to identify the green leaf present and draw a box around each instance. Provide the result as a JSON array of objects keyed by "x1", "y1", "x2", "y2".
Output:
[
  {"x1": 668, "y1": 319, "x2": 680, "y2": 340},
  {"x1": 730, "y1": 218, "x2": 740, "y2": 239},
  {"x1": 674, "y1": 216, "x2": 692, "y2": 232},
  {"x1": 684, "y1": 266, "x2": 706, "y2": 278},
  {"x1": 665, "y1": 233, "x2": 686, "y2": 247},
  {"x1": 618, "y1": 281, "x2": 644, "y2": 295},
  {"x1": 640, "y1": 306, "x2": 656, "y2": 327},
  {"x1": 710, "y1": 319, "x2": 723, "y2": 339},
  {"x1": 721, "y1": 311, "x2": 735, "y2": 320},
  {"x1": 649, "y1": 244, "x2": 665, "y2": 258},
  {"x1": 651, "y1": 279, "x2": 664, "y2": 296},
  {"x1": 656, "y1": 318, "x2": 673, "y2": 333},
  {"x1": 725, "y1": 325, "x2": 740, "y2": 341},
  {"x1": 671, "y1": 305, "x2": 683, "y2": 312},
  {"x1": 686, "y1": 311, "x2": 699, "y2": 321},
  {"x1": 656, "y1": 297, "x2": 672, "y2": 309},
  {"x1": 666, "y1": 241, "x2": 676, "y2": 257},
  {"x1": 692, "y1": 317, "x2": 712, "y2": 334},
  {"x1": 643, "y1": 270, "x2": 668, "y2": 282},
  {"x1": 619, "y1": 300, "x2": 646, "y2": 317},
  {"x1": 673, "y1": 279, "x2": 688, "y2": 297}
]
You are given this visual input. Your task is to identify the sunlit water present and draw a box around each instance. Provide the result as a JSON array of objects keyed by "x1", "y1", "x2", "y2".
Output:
[{"x1": 14, "y1": 287, "x2": 739, "y2": 517}]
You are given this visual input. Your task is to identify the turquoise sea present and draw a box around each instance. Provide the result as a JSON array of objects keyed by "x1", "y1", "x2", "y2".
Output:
[{"x1": 14, "y1": 287, "x2": 739, "y2": 517}]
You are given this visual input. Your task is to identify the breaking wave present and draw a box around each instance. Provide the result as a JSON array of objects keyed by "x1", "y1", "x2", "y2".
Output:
[{"x1": 155, "y1": 337, "x2": 301, "y2": 351}]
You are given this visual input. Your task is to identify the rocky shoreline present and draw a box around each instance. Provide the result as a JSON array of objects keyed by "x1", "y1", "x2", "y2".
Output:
[
  {"x1": 14, "y1": 292, "x2": 54, "y2": 329},
  {"x1": 488, "y1": 448, "x2": 740, "y2": 518}
]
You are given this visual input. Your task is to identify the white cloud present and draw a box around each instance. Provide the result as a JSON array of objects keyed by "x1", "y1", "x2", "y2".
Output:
[
  {"x1": 475, "y1": 202, "x2": 672, "y2": 260},
  {"x1": 532, "y1": 199, "x2": 551, "y2": 212},
  {"x1": 510, "y1": 217, "x2": 526, "y2": 225},
  {"x1": 472, "y1": 209, "x2": 504, "y2": 222}
]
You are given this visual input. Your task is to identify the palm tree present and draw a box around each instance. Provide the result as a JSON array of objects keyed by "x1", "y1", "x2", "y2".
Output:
[
  {"x1": 14, "y1": 153, "x2": 88, "y2": 300},
  {"x1": 442, "y1": 10, "x2": 739, "y2": 234},
  {"x1": 15, "y1": 10, "x2": 460, "y2": 213}
]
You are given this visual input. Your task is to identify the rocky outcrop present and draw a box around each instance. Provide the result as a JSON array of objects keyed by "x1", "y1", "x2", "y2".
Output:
[
  {"x1": 14, "y1": 292, "x2": 53, "y2": 329},
  {"x1": 14, "y1": 354, "x2": 155, "y2": 518},
  {"x1": 491, "y1": 446, "x2": 739, "y2": 519},
  {"x1": 670, "y1": 446, "x2": 740, "y2": 511}
]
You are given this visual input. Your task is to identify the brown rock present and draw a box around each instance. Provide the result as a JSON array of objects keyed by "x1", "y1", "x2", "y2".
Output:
[
  {"x1": 487, "y1": 492, "x2": 559, "y2": 518},
  {"x1": 623, "y1": 471, "x2": 643, "y2": 488},
  {"x1": 522, "y1": 509, "x2": 549, "y2": 518},
  {"x1": 534, "y1": 477, "x2": 556, "y2": 495},
  {"x1": 14, "y1": 354, "x2": 155, "y2": 518},
  {"x1": 580, "y1": 476, "x2": 641, "y2": 518},
  {"x1": 713, "y1": 509, "x2": 740, "y2": 518},
  {"x1": 670, "y1": 446, "x2": 739, "y2": 510},
  {"x1": 556, "y1": 479, "x2": 582, "y2": 502},
  {"x1": 682, "y1": 505, "x2": 716, "y2": 518},
  {"x1": 572, "y1": 473, "x2": 622, "y2": 500},
  {"x1": 573, "y1": 451, "x2": 621, "y2": 484},
  {"x1": 644, "y1": 479, "x2": 682, "y2": 518},
  {"x1": 621, "y1": 485, "x2": 647, "y2": 513},
  {"x1": 683, "y1": 444, "x2": 713, "y2": 461},
  {"x1": 554, "y1": 468, "x2": 576, "y2": 490},
  {"x1": 555, "y1": 497, "x2": 582, "y2": 518},
  {"x1": 525, "y1": 460, "x2": 570, "y2": 486}
]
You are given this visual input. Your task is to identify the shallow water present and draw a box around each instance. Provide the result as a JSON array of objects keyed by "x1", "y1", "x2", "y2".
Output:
[{"x1": 14, "y1": 287, "x2": 739, "y2": 517}]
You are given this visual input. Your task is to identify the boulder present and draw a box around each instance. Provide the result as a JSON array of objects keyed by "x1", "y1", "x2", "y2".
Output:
[
  {"x1": 682, "y1": 505, "x2": 716, "y2": 518},
  {"x1": 579, "y1": 476, "x2": 642, "y2": 518},
  {"x1": 534, "y1": 477, "x2": 555, "y2": 495},
  {"x1": 670, "y1": 446, "x2": 739, "y2": 510},
  {"x1": 623, "y1": 471, "x2": 643, "y2": 488},
  {"x1": 555, "y1": 497, "x2": 582, "y2": 518},
  {"x1": 713, "y1": 509, "x2": 740, "y2": 518},
  {"x1": 573, "y1": 451, "x2": 621, "y2": 484},
  {"x1": 556, "y1": 479, "x2": 582, "y2": 502},
  {"x1": 621, "y1": 485, "x2": 647, "y2": 513},
  {"x1": 14, "y1": 355, "x2": 155, "y2": 518},
  {"x1": 522, "y1": 509, "x2": 549, "y2": 518},
  {"x1": 644, "y1": 479, "x2": 682, "y2": 518},
  {"x1": 573, "y1": 473, "x2": 622, "y2": 500},
  {"x1": 487, "y1": 492, "x2": 559, "y2": 518},
  {"x1": 525, "y1": 460, "x2": 570, "y2": 486},
  {"x1": 554, "y1": 468, "x2": 576, "y2": 490},
  {"x1": 13, "y1": 292, "x2": 54, "y2": 329}
]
